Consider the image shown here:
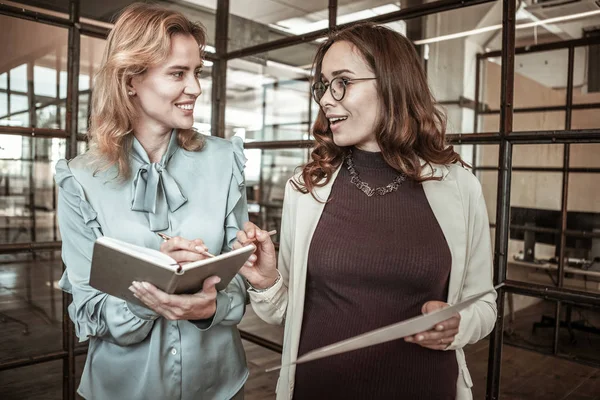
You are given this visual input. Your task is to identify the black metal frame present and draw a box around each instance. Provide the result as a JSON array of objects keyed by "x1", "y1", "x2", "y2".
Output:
[
  {"x1": 471, "y1": 13, "x2": 600, "y2": 396},
  {"x1": 1, "y1": 0, "x2": 599, "y2": 399}
]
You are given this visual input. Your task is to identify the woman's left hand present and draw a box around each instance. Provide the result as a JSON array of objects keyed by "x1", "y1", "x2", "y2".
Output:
[
  {"x1": 128, "y1": 276, "x2": 221, "y2": 320},
  {"x1": 404, "y1": 301, "x2": 460, "y2": 350}
]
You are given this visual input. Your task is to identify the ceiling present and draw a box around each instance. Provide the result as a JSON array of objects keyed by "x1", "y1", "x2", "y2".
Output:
[
  {"x1": 3, "y1": 0, "x2": 600, "y2": 132},
  {"x1": 470, "y1": 0, "x2": 600, "y2": 89}
]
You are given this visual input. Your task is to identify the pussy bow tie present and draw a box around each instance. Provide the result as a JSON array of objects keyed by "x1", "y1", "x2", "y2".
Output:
[{"x1": 130, "y1": 131, "x2": 187, "y2": 231}]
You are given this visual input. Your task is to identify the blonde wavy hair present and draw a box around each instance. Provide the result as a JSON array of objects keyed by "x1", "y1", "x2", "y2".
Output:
[{"x1": 87, "y1": 2, "x2": 206, "y2": 180}]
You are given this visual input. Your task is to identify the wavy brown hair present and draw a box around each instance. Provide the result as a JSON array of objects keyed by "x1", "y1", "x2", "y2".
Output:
[
  {"x1": 87, "y1": 2, "x2": 206, "y2": 180},
  {"x1": 296, "y1": 22, "x2": 464, "y2": 198}
]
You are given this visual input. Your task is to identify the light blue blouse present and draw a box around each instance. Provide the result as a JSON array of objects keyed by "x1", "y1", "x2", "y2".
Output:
[{"x1": 55, "y1": 132, "x2": 249, "y2": 400}]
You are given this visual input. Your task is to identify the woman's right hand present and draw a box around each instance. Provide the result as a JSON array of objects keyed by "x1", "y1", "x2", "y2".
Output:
[
  {"x1": 159, "y1": 236, "x2": 211, "y2": 265},
  {"x1": 234, "y1": 221, "x2": 279, "y2": 289}
]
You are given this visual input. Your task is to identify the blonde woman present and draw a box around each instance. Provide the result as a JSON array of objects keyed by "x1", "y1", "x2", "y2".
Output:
[{"x1": 56, "y1": 3, "x2": 248, "y2": 399}]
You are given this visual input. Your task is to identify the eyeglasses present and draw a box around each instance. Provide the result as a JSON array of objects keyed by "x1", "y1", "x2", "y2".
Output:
[{"x1": 311, "y1": 77, "x2": 377, "y2": 103}]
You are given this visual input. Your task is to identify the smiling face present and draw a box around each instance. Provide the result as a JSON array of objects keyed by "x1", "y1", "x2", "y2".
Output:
[
  {"x1": 319, "y1": 40, "x2": 381, "y2": 152},
  {"x1": 129, "y1": 33, "x2": 203, "y2": 135}
]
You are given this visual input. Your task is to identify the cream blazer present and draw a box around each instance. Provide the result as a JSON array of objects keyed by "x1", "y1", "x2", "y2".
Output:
[{"x1": 248, "y1": 162, "x2": 498, "y2": 400}]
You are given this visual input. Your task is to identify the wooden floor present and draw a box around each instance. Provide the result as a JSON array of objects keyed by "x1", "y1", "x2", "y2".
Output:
[{"x1": 1, "y1": 256, "x2": 599, "y2": 399}]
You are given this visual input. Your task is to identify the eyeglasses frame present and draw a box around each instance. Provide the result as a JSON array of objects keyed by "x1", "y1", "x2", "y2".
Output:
[{"x1": 311, "y1": 76, "x2": 377, "y2": 103}]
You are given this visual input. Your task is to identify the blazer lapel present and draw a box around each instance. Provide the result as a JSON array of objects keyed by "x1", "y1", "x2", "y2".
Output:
[
  {"x1": 284, "y1": 166, "x2": 341, "y2": 381},
  {"x1": 421, "y1": 164, "x2": 467, "y2": 304},
  {"x1": 292, "y1": 166, "x2": 341, "y2": 284}
]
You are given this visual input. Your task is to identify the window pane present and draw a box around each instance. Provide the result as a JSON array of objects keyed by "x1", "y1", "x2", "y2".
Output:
[
  {"x1": 2, "y1": 112, "x2": 29, "y2": 127},
  {"x1": 0, "y1": 15, "x2": 68, "y2": 129},
  {"x1": 477, "y1": 144, "x2": 499, "y2": 167},
  {"x1": 417, "y1": 2, "x2": 499, "y2": 134},
  {"x1": 557, "y1": 303, "x2": 600, "y2": 365},
  {"x1": 0, "y1": 138, "x2": 66, "y2": 244},
  {"x1": 573, "y1": 44, "x2": 600, "y2": 105},
  {"x1": 0, "y1": 92, "x2": 7, "y2": 117},
  {"x1": 513, "y1": 111, "x2": 565, "y2": 132},
  {"x1": 513, "y1": 144, "x2": 563, "y2": 168},
  {"x1": 572, "y1": 109, "x2": 600, "y2": 130},
  {"x1": 479, "y1": 171, "x2": 498, "y2": 225},
  {"x1": 225, "y1": 43, "x2": 315, "y2": 141},
  {"x1": 456, "y1": 144, "x2": 498, "y2": 227},
  {"x1": 570, "y1": 143, "x2": 600, "y2": 168},
  {"x1": 228, "y1": 0, "x2": 328, "y2": 49},
  {"x1": 566, "y1": 171, "x2": 599, "y2": 296},
  {"x1": 514, "y1": 50, "x2": 567, "y2": 108},
  {"x1": 247, "y1": 147, "x2": 309, "y2": 242},
  {"x1": 502, "y1": 310, "x2": 600, "y2": 397},
  {"x1": 504, "y1": 296, "x2": 555, "y2": 354},
  {"x1": 509, "y1": 166, "x2": 563, "y2": 290},
  {"x1": 59, "y1": 70, "x2": 67, "y2": 100},
  {"x1": 79, "y1": 35, "x2": 106, "y2": 135},
  {"x1": 9, "y1": 95, "x2": 28, "y2": 115},
  {"x1": 33, "y1": 65, "x2": 57, "y2": 98},
  {"x1": 37, "y1": 105, "x2": 60, "y2": 130},
  {"x1": 10, "y1": 64, "x2": 27, "y2": 93},
  {"x1": 480, "y1": 114, "x2": 499, "y2": 133},
  {"x1": 567, "y1": 173, "x2": 599, "y2": 214},
  {"x1": 0, "y1": 134, "x2": 22, "y2": 159}
]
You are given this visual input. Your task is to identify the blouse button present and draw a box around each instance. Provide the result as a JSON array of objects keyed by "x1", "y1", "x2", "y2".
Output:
[{"x1": 171, "y1": 348, "x2": 177, "y2": 355}]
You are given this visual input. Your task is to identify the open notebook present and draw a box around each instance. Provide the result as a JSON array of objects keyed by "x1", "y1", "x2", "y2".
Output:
[{"x1": 90, "y1": 236, "x2": 255, "y2": 306}]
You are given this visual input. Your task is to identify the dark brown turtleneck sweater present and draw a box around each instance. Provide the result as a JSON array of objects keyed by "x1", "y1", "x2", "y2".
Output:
[{"x1": 292, "y1": 148, "x2": 457, "y2": 400}]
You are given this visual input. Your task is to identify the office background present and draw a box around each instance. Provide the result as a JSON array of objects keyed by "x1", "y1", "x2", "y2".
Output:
[{"x1": 0, "y1": 0, "x2": 599, "y2": 399}]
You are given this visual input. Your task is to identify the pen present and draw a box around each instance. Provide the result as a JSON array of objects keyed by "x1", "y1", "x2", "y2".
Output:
[
  {"x1": 231, "y1": 229, "x2": 278, "y2": 246},
  {"x1": 157, "y1": 229, "x2": 278, "y2": 256},
  {"x1": 156, "y1": 232, "x2": 215, "y2": 258},
  {"x1": 246, "y1": 229, "x2": 277, "y2": 243}
]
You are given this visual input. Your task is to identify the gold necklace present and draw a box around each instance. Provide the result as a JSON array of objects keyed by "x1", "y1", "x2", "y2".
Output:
[{"x1": 345, "y1": 150, "x2": 406, "y2": 197}]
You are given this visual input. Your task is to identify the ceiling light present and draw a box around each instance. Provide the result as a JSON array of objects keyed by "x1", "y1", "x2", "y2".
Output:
[
  {"x1": 413, "y1": 9, "x2": 600, "y2": 45},
  {"x1": 271, "y1": 3, "x2": 400, "y2": 35},
  {"x1": 265, "y1": 61, "x2": 311, "y2": 77}
]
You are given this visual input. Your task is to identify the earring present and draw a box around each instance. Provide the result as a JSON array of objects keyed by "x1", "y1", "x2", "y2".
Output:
[{"x1": 128, "y1": 91, "x2": 135, "y2": 96}]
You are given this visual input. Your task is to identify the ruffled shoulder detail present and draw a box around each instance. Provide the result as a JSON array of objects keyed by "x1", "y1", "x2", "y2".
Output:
[
  {"x1": 224, "y1": 136, "x2": 248, "y2": 249},
  {"x1": 230, "y1": 135, "x2": 247, "y2": 191},
  {"x1": 55, "y1": 159, "x2": 102, "y2": 231}
]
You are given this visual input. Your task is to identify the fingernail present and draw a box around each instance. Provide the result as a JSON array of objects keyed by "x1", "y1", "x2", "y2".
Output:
[
  {"x1": 128, "y1": 286, "x2": 135, "y2": 292},
  {"x1": 436, "y1": 325, "x2": 444, "y2": 331},
  {"x1": 417, "y1": 335, "x2": 424, "y2": 341},
  {"x1": 195, "y1": 246, "x2": 205, "y2": 252}
]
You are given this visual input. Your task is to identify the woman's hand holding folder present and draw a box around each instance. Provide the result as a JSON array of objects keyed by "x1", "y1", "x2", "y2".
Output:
[{"x1": 403, "y1": 301, "x2": 461, "y2": 350}]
